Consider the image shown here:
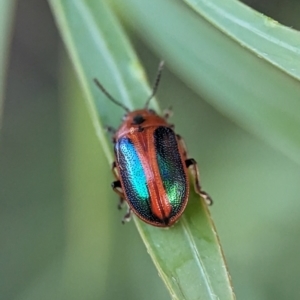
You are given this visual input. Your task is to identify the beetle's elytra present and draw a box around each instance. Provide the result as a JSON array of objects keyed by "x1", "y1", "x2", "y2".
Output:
[{"x1": 94, "y1": 61, "x2": 212, "y2": 227}]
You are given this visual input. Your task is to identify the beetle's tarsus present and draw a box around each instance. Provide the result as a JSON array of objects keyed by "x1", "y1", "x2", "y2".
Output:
[
  {"x1": 122, "y1": 208, "x2": 132, "y2": 224},
  {"x1": 200, "y1": 191, "x2": 213, "y2": 206}
]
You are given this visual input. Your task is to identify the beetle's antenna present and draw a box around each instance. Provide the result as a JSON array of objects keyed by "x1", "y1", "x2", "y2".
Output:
[
  {"x1": 94, "y1": 78, "x2": 130, "y2": 112},
  {"x1": 144, "y1": 61, "x2": 164, "y2": 109}
]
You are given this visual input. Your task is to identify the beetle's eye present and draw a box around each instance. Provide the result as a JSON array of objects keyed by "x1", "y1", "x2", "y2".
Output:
[{"x1": 132, "y1": 114, "x2": 145, "y2": 125}]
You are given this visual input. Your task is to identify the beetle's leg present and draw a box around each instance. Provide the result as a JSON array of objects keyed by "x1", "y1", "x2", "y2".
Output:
[
  {"x1": 177, "y1": 135, "x2": 212, "y2": 204},
  {"x1": 185, "y1": 158, "x2": 213, "y2": 205},
  {"x1": 163, "y1": 106, "x2": 173, "y2": 120},
  {"x1": 111, "y1": 161, "x2": 132, "y2": 222},
  {"x1": 122, "y1": 207, "x2": 132, "y2": 224},
  {"x1": 118, "y1": 197, "x2": 125, "y2": 210},
  {"x1": 111, "y1": 180, "x2": 124, "y2": 197},
  {"x1": 111, "y1": 162, "x2": 125, "y2": 208}
]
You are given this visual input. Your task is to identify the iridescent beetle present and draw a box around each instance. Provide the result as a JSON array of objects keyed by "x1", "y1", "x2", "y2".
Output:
[{"x1": 94, "y1": 61, "x2": 212, "y2": 227}]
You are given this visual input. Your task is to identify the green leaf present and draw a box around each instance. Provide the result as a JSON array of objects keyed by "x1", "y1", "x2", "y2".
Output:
[
  {"x1": 0, "y1": 0, "x2": 16, "y2": 127},
  {"x1": 184, "y1": 0, "x2": 300, "y2": 80},
  {"x1": 111, "y1": 0, "x2": 300, "y2": 166},
  {"x1": 49, "y1": 0, "x2": 235, "y2": 299}
]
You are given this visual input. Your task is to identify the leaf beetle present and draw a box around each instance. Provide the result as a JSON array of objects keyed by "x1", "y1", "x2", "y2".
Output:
[{"x1": 94, "y1": 61, "x2": 212, "y2": 227}]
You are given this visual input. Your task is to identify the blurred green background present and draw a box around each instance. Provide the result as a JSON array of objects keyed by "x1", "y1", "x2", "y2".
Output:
[{"x1": 1, "y1": 1, "x2": 300, "y2": 299}]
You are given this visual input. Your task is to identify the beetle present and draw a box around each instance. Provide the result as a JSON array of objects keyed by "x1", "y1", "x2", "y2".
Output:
[{"x1": 94, "y1": 61, "x2": 212, "y2": 227}]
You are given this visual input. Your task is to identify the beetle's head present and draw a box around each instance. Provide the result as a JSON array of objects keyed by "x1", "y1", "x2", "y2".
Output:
[{"x1": 122, "y1": 109, "x2": 157, "y2": 125}]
